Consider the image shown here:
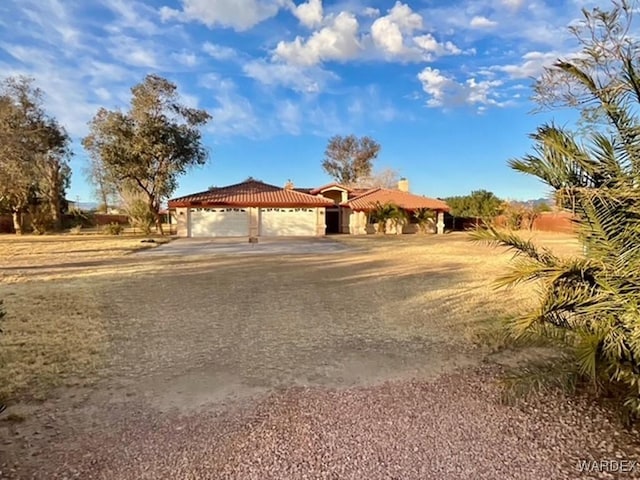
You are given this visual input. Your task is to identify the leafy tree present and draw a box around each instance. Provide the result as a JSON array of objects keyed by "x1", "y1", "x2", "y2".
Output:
[
  {"x1": 475, "y1": 0, "x2": 640, "y2": 419},
  {"x1": 83, "y1": 75, "x2": 211, "y2": 234},
  {"x1": 445, "y1": 190, "x2": 503, "y2": 226},
  {"x1": 0, "y1": 76, "x2": 70, "y2": 233},
  {"x1": 322, "y1": 134, "x2": 381, "y2": 185}
]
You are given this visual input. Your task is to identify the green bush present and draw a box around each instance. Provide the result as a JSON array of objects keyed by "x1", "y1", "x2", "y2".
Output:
[{"x1": 104, "y1": 222, "x2": 123, "y2": 235}]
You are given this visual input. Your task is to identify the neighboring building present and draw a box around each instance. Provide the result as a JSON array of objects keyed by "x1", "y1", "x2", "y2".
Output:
[{"x1": 167, "y1": 178, "x2": 449, "y2": 237}]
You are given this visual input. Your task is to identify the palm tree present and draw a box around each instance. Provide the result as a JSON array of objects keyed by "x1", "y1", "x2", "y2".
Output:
[
  {"x1": 413, "y1": 208, "x2": 435, "y2": 234},
  {"x1": 474, "y1": 1, "x2": 640, "y2": 418},
  {"x1": 369, "y1": 201, "x2": 405, "y2": 234}
]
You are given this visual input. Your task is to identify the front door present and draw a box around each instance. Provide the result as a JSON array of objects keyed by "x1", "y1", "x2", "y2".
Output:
[{"x1": 325, "y1": 209, "x2": 340, "y2": 234}]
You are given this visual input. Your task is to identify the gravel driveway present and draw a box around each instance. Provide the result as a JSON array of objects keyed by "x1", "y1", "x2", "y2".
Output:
[{"x1": 3, "y1": 238, "x2": 640, "y2": 479}]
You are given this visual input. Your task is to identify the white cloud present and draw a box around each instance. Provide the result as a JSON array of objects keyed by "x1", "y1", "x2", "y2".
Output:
[
  {"x1": 102, "y1": 0, "x2": 160, "y2": 35},
  {"x1": 0, "y1": 50, "x2": 117, "y2": 137},
  {"x1": 243, "y1": 59, "x2": 335, "y2": 93},
  {"x1": 501, "y1": 0, "x2": 524, "y2": 10},
  {"x1": 362, "y1": 7, "x2": 380, "y2": 18},
  {"x1": 274, "y1": 11, "x2": 360, "y2": 66},
  {"x1": 370, "y1": 2, "x2": 423, "y2": 57},
  {"x1": 199, "y1": 74, "x2": 261, "y2": 137},
  {"x1": 417, "y1": 67, "x2": 504, "y2": 110},
  {"x1": 291, "y1": 0, "x2": 323, "y2": 29},
  {"x1": 19, "y1": 0, "x2": 82, "y2": 48},
  {"x1": 160, "y1": 0, "x2": 286, "y2": 31},
  {"x1": 413, "y1": 34, "x2": 462, "y2": 57},
  {"x1": 491, "y1": 51, "x2": 559, "y2": 79},
  {"x1": 202, "y1": 42, "x2": 238, "y2": 61},
  {"x1": 470, "y1": 16, "x2": 498, "y2": 28},
  {"x1": 108, "y1": 35, "x2": 159, "y2": 68},
  {"x1": 94, "y1": 87, "x2": 112, "y2": 101},
  {"x1": 172, "y1": 50, "x2": 198, "y2": 67}
]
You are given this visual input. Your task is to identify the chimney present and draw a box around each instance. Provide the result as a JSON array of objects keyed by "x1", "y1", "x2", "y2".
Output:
[
  {"x1": 284, "y1": 179, "x2": 294, "y2": 190},
  {"x1": 397, "y1": 177, "x2": 409, "y2": 192}
]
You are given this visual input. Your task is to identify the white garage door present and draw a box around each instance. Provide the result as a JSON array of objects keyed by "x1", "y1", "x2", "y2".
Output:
[
  {"x1": 189, "y1": 207, "x2": 249, "y2": 237},
  {"x1": 260, "y1": 208, "x2": 317, "y2": 236}
]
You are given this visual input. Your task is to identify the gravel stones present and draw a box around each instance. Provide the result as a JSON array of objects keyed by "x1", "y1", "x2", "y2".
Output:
[{"x1": 14, "y1": 367, "x2": 640, "y2": 480}]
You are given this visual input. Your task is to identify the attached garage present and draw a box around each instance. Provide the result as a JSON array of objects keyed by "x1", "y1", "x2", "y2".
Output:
[
  {"x1": 260, "y1": 208, "x2": 317, "y2": 236},
  {"x1": 169, "y1": 179, "x2": 334, "y2": 238},
  {"x1": 189, "y1": 207, "x2": 249, "y2": 237}
]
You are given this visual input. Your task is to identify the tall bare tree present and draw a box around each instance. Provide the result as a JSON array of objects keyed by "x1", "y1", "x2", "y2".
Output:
[
  {"x1": 83, "y1": 75, "x2": 211, "y2": 234},
  {"x1": 350, "y1": 167, "x2": 399, "y2": 189},
  {"x1": 84, "y1": 153, "x2": 118, "y2": 213},
  {"x1": 0, "y1": 77, "x2": 70, "y2": 233},
  {"x1": 322, "y1": 134, "x2": 381, "y2": 185}
]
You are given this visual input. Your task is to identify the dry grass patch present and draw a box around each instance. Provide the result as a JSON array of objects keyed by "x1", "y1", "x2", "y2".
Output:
[
  {"x1": 0, "y1": 234, "x2": 172, "y2": 283},
  {"x1": 0, "y1": 230, "x2": 581, "y2": 403},
  {"x1": 334, "y1": 231, "x2": 581, "y2": 347},
  {"x1": 0, "y1": 281, "x2": 108, "y2": 403}
]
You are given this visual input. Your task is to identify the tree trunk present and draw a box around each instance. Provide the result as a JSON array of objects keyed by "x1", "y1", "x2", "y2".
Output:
[
  {"x1": 12, "y1": 210, "x2": 23, "y2": 235},
  {"x1": 49, "y1": 179, "x2": 62, "y2": 231},
  {"x1": 150, "y1": 198, "x2": 164, "y2": 236},
  {"x1": 156, "y1": 210, "x2": 164, "y2": 235}
]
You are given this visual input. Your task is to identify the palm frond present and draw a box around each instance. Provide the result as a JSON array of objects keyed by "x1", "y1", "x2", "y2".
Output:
[{"x1": 470, "y1": 226, "x2": 558, "y2": 266}]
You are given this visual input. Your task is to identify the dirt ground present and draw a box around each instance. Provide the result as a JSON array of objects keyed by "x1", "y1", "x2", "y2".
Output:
[{"x1": 2, "y1": 232, "x2": 639, "y2": 479}]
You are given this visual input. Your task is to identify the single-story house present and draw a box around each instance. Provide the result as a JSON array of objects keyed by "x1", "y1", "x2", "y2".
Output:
[{"x1": 167, "y1": 178, "x2": 449, "y2": 237}]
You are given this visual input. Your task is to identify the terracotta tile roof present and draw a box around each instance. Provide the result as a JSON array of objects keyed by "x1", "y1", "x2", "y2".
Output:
[
  {"x1": 309, "y1": 182, "x2": 353, "y2": 194},
  {"x1": 347, "y1": 188, "x2": 372, "y2": 198},
  {"x1": 168, "y1": 180, "x2": 335, "y2": 208},
  {"x1": 342, "y1": 188, "x2": 450, "y2": 212}
]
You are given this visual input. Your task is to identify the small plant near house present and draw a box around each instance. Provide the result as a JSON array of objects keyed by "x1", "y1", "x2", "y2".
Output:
[
  {"x1": 413, "y1": 208, "x2": 435, "y2": 234},
  {"x1": 104, "y1": 222, "x2": 123, "y2": 235},
  {"x1": 369, "y1": 201, "x2": 405, "y2": 234}
]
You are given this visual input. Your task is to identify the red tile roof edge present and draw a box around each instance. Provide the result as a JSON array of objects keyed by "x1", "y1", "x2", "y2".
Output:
[{"x1": 341, "y1": 187, "x2": 450, "y2": 211}]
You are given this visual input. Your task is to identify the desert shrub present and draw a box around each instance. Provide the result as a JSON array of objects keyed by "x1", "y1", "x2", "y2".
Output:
[
  {"x1": 63, "y1": 210, "x2": 96, "y2": 230},
  {"x1": 70, "y1": 224, "x2": 82, "y2": 235},
  {"x1": 104, "y1": 222, "x2": 123, "y2": 235},
  {"x1": 126, "y1": 199, "x2": 155, "y2": 235}
]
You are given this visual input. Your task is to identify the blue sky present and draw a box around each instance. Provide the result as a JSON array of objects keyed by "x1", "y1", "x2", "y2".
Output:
[{"x1": 0, "y1": 0, "x2": 607, "y2": 202}]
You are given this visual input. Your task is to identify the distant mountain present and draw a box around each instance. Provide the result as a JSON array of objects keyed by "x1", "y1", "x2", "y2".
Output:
[{"x1": 524, "y1": 197, "x2": 552, "y2": 207}]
